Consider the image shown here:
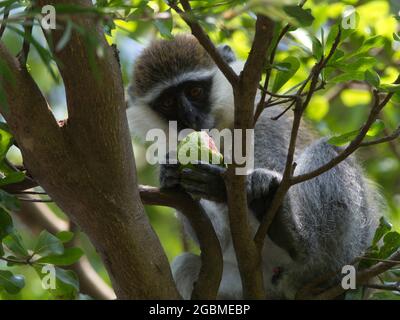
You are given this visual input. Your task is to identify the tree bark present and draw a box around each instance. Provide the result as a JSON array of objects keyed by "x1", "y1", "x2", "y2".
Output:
[{"x1": 0, "y1": 0, "x2": 179, "y2": 299}]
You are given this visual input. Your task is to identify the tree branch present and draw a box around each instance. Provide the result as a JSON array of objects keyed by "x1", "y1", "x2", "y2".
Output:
[
  {"x1": 313, "y1": 249, "x2": 400, "y2": 300},
  {"x1": 217, "y1": 15, "x2": 275, "y2": 299},
  {"x1": 6, "y1": 178, "x2": 223, "y2": 299},
  {"x1": 17, "y1": 7, "x2": 33, "y2": 65},
  {"x1": 363, "y1": 282, "x2": 400, "y2": 293},
  {"x1": 174, "y1": 2, "x2": 276, "y2": 298},
  {"x1": 1, "y1": 0, "x2": 180, "y2": 299},
  {"x1": 291, "y1": 83, "x2": 399, "y2": 185},
  {"x1": 139, "y1": 185, "x2": 223, "y2": 300},
  {"x1": 254, "y1": 27, "x2": 342, "y2": 248},
  {"x1": 360, "y1": 126, "x2": 400, "y2": 147},
  {"x1": 170, "y1": 0, "x2": 239, "y2": 86}
]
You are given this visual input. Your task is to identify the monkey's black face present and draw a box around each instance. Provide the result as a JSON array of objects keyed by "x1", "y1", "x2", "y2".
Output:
[{"x1": 150, "y1": 77, "x2": 214, "y2": 131}]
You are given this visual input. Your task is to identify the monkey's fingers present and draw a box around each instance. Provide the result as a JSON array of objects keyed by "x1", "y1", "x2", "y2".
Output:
[
  {"x1": 180, "y1": 180, "x2": 211, "y2": 200},
  {"x1": 190, "y1": 162, "x2": 227, "y2": 176},
  {"x1": 181, "y1": 168, "x2": 226, "y2": 202},
  {"x1": 160, "y1": 165, "x2": 180, "y2": 189},
  {"x1": 181, "y1": 181, "x2": 226, "y2": 202}
]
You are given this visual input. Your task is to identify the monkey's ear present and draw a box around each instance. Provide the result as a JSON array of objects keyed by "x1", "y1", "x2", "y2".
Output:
[{"x1": 217, "y1": 45, "x2": 236, "y2": 63}]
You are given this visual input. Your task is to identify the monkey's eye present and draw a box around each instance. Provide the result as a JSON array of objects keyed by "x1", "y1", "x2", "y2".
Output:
[
  {"x1": 186, "y1": 86, "x2": 204, "y2": 100},
  {"x1": 162, "y1": 97, "x2": 174, "y2": 109}
]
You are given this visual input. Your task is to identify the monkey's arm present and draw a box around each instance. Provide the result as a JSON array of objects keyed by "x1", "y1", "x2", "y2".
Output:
[
  {"x1": 260, "y1": 139, "x2": 378, "y2": 274},
  {"x1": 174, "y1": 140, "x2": 377, "y2": 262}
]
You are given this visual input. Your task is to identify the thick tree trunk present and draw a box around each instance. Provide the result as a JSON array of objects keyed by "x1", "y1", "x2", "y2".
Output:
[{"x1": 0, "y1": 0, "x2": 180, "y2": 299}]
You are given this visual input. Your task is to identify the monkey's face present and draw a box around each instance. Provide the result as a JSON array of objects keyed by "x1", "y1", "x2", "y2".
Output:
[
  {"x1": 149, "y1": 77, "x2": 215, "y2": 131},
  {"x1": 127, "y1": 35, "x2": 239, "y2": 141}
]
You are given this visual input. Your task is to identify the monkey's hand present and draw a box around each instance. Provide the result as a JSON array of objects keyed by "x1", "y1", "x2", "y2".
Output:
[
  {"x1": 159, "y1": 153, "x2": 180, "y2": 189},
  {"x1": 247, "y1": 169, "x2": 280, "y2": 222},
  {"x1": 180, "y1": 162, "x2": 227, "y2": 202}
]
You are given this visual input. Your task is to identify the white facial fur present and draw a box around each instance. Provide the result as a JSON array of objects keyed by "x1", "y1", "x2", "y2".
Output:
[
  {"x1": 209, "y1": 60, "x2": 244, "y2": 130},
  {"x1": 126, "y1": 60, "x2": 246, "y2": 141}
]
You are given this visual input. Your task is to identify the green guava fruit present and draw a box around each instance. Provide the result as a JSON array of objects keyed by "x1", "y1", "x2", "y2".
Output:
[{"x1": 177, "y1": 131, "x2": 226, "y2": 169}]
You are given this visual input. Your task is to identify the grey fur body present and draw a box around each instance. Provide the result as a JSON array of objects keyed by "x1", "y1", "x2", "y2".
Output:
[{"x1": 127, "y1": 35, "x2": 380, "y2": 299}]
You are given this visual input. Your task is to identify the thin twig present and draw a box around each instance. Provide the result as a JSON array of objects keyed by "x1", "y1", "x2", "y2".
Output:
[
  {"x1": 13, "y1": 190, "x2": 48, "y2": 195},
  {"x1": 169, "y1": 0, "x2": 238, "y2": 86},
  {"x1": 360, "y1": 126, "x2": 400, "y2": 147},
  {"x1": 17, "y1": 11, "x2": 33, "y2": 65},
  {"x1": 291, "y1": 77, "x2": 400, "y2": 185},
  {"x1": 363, "y1": 282, "x2": 400, "y2": 293},
  {"x1": 313, "y1": 249, "x2": 400, "y2": 300},
  {"x1": 0, "y1": 256, "x2": 29, "y2": 265},
  {"x1": 254, "y1": 25, "x2": 292, "y2": 124},
  {"x1": 17, "y1": 197, "x2": 53, "y2": 203},
  {"x1": 270, "y1": 99, "x2": 296, "y2": 120},
  {"x1": 253, "y1": 0, "x2": 308, "y2": 124},
  {"x1": 254, "y1": 26, "x2": 343, "y2": 248},
  {"x1": 357, "y1": 256, "x2": 400, "y2": 264}
]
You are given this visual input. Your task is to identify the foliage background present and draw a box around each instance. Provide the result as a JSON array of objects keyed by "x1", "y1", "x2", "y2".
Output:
[{"x1": 0, "y1": 0, "x2": 399, "y2": 299}]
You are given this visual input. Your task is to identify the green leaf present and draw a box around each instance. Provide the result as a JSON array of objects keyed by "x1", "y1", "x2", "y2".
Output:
[
  {"x1": 36, "y1": 247, "x2": 84, "y2": 266},
  {"x1": 333, "y1": 57, "x2": 377, "y2": 73},
  {"x1": 365, "y1": 70, "x2": 381, "y2": 88},
  {"x1": 393, "y1": 33, "x2": 400, "y2": 42},
  {"x1": 52, "y1": 267, "x2": 79, "y2": 299},
  {"x1": 331, "y1": 120, "x2": 386, "y2": 146},
  {"x1": 361, "y1": 35, "x2": 385, "y2": 52},
  {"x1": 379, "y1": 231, "x2": 400, "y2": 259},
  {"x1": 367, "y1": 120, "x2": 385, "y2": 137},
  {"x1": 272, "y1": 57, "x2": 300, "y2": 92},
  {"x1": 154, "y1": 11, "x2": 173, "y2": 39},
  {"x1": 389, "y1": 268, "x2": 400, "y2": 277},
  {"x1": 0, "y1": 270, "x2": 25, "y2": 294},
  {"x1": 3, "y1": 232, "x2": 28, "y2": 257},
  {"x1": 34, "y1": 230, "x2": 64, "y2": 257},
  {"x1": 0, "y1": 122, "x2": 13, "y2": 159},
  {"x1": 283, "y1": 5, "x2": 314, "y2": 27},
  {"x1": 0, "y1": 190, "x2": 20, "y2": 212},
  {"x1": 326, "y1": 25, "x2": 340, "y2": 50},
  {"x1": 328, "y1": 130, "x2": 359, "y2": 146},
  {"x1": 329, "y1": 49, "x2": 345, "y2": 64},
  {"x1": 0, "y1": 171, "x2": 25, "y2": 188},
  {"x1": 33, "y1": 265, "x2": 79, "y2": 299},
  {"x1": 0, "y1": 208, "x2": 13, "y2": 240},
  {"x1": 379, "y1": 84, "x2": 400, "y2": 94},
  {"x1": 329, "y1": 71, "x2": 365, "y2": 84},
  {"x1": 56, "y1": 231, "x2": 75, "y2": 244},
  {"x1": 393, "y1": 92, "x2": 400, "y2": 104},
  {"x1": 311, "y1": 35, "x2": 323, "y2": 61},
  {"x1": 370, "y1": 291, "x2": 400, "y2": 300},
  {"x1": 345, "y1": 287, "x2": 364, "y2": 300},
  {"x1": 56, "y1": 267, "x2": 79, "y2": 289},
  {"x1": 0, "y1": 0, "x2": 20, "y2": 9},
  {"x1": 372, "y1": 216, "x2": 392, "y2": 246}
]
